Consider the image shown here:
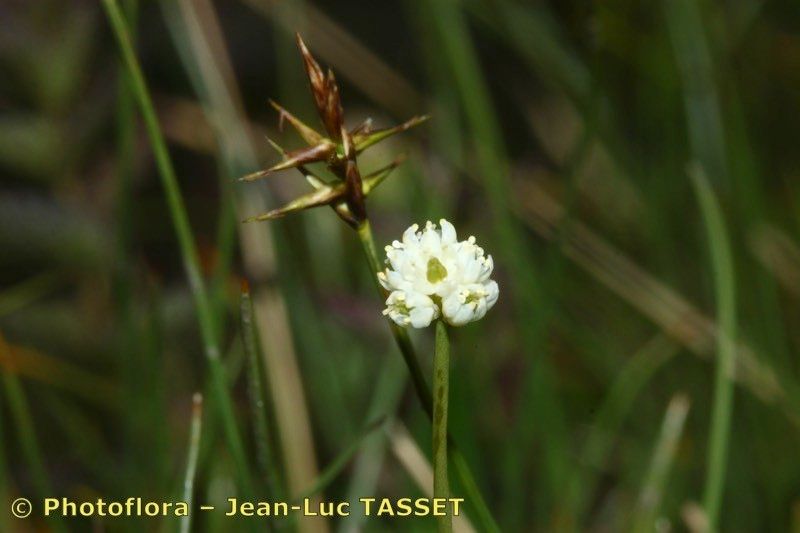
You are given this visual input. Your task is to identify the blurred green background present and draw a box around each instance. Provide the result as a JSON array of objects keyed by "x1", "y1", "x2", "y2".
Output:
[{"x1": 2, "y1": 0, "x2": 800, "y2": 531}]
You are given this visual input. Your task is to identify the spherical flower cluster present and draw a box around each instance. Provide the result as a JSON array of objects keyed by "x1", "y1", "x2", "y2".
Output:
[{"x1": 378, "y1": 220, "x2": 499, "y2": 328}]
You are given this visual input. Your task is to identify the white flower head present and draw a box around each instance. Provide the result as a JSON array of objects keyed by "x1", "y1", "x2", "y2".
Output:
[{"x1": 378, "y1": 219, "x2": 498, "y2": 328}]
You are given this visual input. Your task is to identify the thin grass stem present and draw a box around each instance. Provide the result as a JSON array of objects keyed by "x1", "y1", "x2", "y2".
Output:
[
  {"x1": 241, "y1": 284, "x2": 284, "y2": 500},
  {"x1": 0, "y1": 336, "x2": 65, "y2": 533},
  {"x1": 690, "y1": 165, "x2": 737, "y2": 531},
  {"x1": 179, "y1": 394, "x2": 203, "y2": 533},
  {"x1": 341, "y1": 346, "x2": 407, "y2": 531},
  {"x1": 631, "y1": 394, "x2": 691, "y2": 533},
  {"x1": 160, "y1": 3, "x2": 326, "y2": 517},
  {"x1": 100, "y1": 0, "x2": 254, "y2": 498},
  {"x1": 293, "y1": 417, "x2": 386, "y2": 503}
]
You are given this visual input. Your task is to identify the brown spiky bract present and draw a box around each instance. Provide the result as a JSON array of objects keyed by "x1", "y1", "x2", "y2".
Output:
[{"x1": 241, "y1": 33, "x2": 429, "y2": 228}]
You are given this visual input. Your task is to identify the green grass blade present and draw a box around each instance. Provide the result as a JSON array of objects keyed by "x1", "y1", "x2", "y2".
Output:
[
  {"x1": 179, "y1": 394, "x2": 203, "y2": 533},
  {"x1": 340, "y1": 347, "x2": 407, "y2": 532},
  {"x1": 100, "y1": 0, "x2": 254, "y2": 499},
  {"x1": 421, "y1": 0, "x2": 568, "y2": 523},
  {"x1": 293, "y1": 417, "x2": 387, "y2": 503},
  {"x1": 690, "y1": 164, "x2": 737, "y2": 530},
  {"x1": 40, "y1": 390, "x2": 116, "y2": 489},
  {"x1": 113, "y1": 0, "x2": 156, "y2": 503},
  {"x1": 159, "y1": 0, "x2": 326, "y2": 510},
  {"x1": 664, "y1": 0, "x2": 728, "y2": 184},
  {"x1": 567, "y1": 334, "x2": 678, "y2": 523},
  {"x1": 467, "y1": 0, "x2": 636, "y2": 183},
  {"x1": 0, "y1": 336, "x2": 66, "y2": 533},
  {"x1": 631, "y1": 394, "x2": 691, "y2": 533},
  {"x1": 241, "y1": 283, "x2": 285, "y2": 500}
]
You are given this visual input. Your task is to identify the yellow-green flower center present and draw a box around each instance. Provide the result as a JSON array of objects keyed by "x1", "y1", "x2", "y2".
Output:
[
  {"x1": 465, "y1": 292, "x2": 481, "y2": 304},
  {"x1": 426, "y1": 257, "x2": 448, "y2": 284}
]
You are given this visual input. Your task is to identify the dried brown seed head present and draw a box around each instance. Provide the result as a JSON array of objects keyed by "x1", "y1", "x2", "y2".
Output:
[{"x1": 296, "y1": 33, "x2": 343, "y2": 141}]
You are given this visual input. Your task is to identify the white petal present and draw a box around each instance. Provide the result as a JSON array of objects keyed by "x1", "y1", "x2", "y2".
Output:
[
  {"x1": 421, "y1": 224, "x2": 441, "y2": 251},
  {"x1": 440, "y1": 219, "x2": 457, "y2": 245},
  {"x1": 450, "y1": 305, "x2": 475, "y2": 326},
  {"x1": 484, "y1": 280, "x2": 499, "y2": 308},
  {"x1": 386, "y1": 270, "x2": 407, "y2": 290},
  {"x1": 479, "y1": 255, "x2": 494, "y2": 281},
  {"x1": 402, "y1": 224, "x2": 420, "y2": 246},
  {"x1": 442, "y1": 292, "x2": 462, "y2": 319},
  {"x1": 463, "y1": 259, "x2": 482, "y2": 283},
  {"x1": 409, "y1": 306, "x2": 435, "y2": 328}
]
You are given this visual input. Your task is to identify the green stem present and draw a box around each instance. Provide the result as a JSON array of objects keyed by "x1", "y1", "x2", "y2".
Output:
[
  {"x1": 433, "y1": 320, "x2": 451, "y2": 533},
  {"x1": 631, "y1": 394, "x2": 691, "y2": 533},
  {"x1": 179, "y1": 394, "x2": 203, "y2": 533},
  {"x1": 356, "y1": 220, "x2": 500, "y2": 533},
  {"x1": 1, "y1": 368, "x2": 66, "y2": 533},
  {"x1": 691, "y1": 165, "x2": 736, "y2": 531},
  {"x1": 357, "y1": 221, "x2": 432, "y2": 410},
  {"x1": 241, "y1": 286, "x2": 285, "y2": 501},
  {"x1": 101, "y1": 0, "x2": 254, "y2": 498},
  {"x1": 114, "y1": 0, "x2": 150, "y2": 499}
]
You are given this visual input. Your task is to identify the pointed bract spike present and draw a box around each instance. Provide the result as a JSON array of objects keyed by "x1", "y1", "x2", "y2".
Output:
[
  {"x1": 296, "y1": 34, "x2": 345, "y2": 141},
  {"x1": 264, "y1": 141, "x2": 331, "y2": 187},
  {"x1": 245, "y1": 184, "x2": 347, "y2": 222},
  {"x1": 273, "y1": 143, "x2": 333, "y2": 170},
  {"x1": 269, "y1": 100, "x2": 326, "y2": 146},
  {"x1": 296, "y1": 34, "x2": 328, "y2": 117},
  {"x1": 296, "y1": 34, "x2": 324, "y2": 86},
  {"x1": 265, "y1": 136, "x2": 285, "y2": 155},
  {"x1": 304, "y1": 172, "x2": 327, "y2": 190},
  {"x1": 292, "y1": 160, "x2": 331, "y2": 189},
  {"x1": 240, "y1": 143, "x2": 334, "y2": 181},
  {"x1": 362, "y1": 155, "x2": 407, "y2": 195},
  {"x1": 353, "y1": 115, "x2": 430, "y2": 153},
  {"x1": 279, "y1": 183, "x2": 344, "y2": 211},
  {"x1": 239, "y1": 168, "x2": 275, "y2": 182}
]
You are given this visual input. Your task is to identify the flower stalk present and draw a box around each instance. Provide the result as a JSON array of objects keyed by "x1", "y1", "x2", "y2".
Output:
[
  {"x1": 243, "y1": 35, "x2": 500, "y2": 533},
  {"x1": 356, "y1": 221, "x2": 435, "y2": 418},
  {"x1": 433, "y1": 319, "x2": 452, "y2": 533},
  {"x1": 357, "y1": 220, "x2": 499, "y2": 533}
]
